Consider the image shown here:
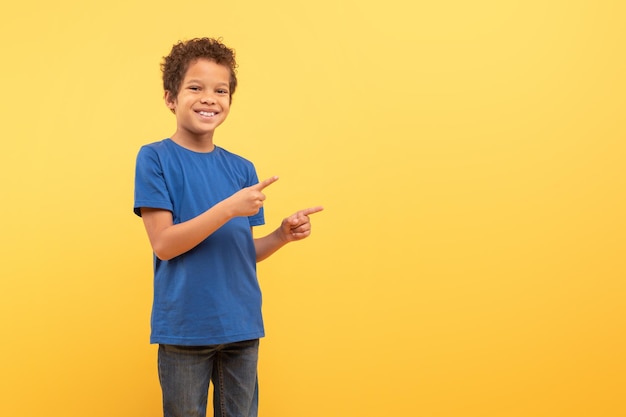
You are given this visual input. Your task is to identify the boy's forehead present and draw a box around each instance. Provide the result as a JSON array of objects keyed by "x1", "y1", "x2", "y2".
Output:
[{"x1": 184, "y1": 59, "x2": 230, "y2": 80}]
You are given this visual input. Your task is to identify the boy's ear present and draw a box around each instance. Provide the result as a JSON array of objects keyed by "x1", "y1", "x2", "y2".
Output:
[{"x1": 164, "y1": 91, "x2": 176, "y2": 113}]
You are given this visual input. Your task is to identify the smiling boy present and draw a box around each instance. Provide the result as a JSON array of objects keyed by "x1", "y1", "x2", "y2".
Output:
[{"x1": 133, "y1": 38, "x2": 322, "y2": 417}]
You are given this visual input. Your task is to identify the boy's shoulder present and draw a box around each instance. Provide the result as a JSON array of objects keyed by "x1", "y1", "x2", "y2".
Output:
[
  {"x1": 139, "y1": 138, "x2": 171, "y2": 152},
  {"x1": 136, "y1": 139, "x2": 170, "y2": 160},
  {"x1": 215, "y1": 145, "x2": 253, "y2": 164}
]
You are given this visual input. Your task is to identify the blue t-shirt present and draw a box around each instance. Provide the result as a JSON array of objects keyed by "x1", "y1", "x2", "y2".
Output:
[{"x1": 134, "y1": 139, "x2": 265, "y2": 345}]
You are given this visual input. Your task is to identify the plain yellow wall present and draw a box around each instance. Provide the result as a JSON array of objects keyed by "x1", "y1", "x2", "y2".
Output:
[{"x1": 1, "y1": 0, "x2": 625, "y2": 416}]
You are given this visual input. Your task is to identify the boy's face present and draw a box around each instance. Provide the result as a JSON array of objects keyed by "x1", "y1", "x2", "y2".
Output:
[{"x1": 165, "y1": 59, "x2": 231, "y2": 139}]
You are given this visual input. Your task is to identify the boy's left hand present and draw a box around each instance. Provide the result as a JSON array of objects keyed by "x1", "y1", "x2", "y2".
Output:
[{"x1": 280, "y1": 206, "x2": 324, "y2": 242}]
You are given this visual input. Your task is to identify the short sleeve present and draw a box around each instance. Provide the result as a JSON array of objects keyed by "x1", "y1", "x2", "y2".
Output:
[
  {"x1": 134, "y1": 146, "x2": 173, "y2": 217},
  {"x1": 247, "y1": 164, "x2": 265, "y2": 227}
]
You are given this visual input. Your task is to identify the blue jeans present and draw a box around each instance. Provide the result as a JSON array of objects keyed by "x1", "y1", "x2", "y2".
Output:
[{"x1": 158, "y1": 340, "x2": 259, "y2": 417}]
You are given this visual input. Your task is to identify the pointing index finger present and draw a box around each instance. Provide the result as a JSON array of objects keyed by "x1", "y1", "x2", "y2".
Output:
[
  {"x1": 252, "y1": 176, "x2": 279, "y2": 191},
  {"x1": 300, "y1": 206, "x2": 324, "y2": 216}
]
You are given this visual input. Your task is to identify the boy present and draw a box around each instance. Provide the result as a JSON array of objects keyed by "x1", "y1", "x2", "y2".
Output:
[{"x1": 133, "y1": 38, "x2": 322, "y2": 417}]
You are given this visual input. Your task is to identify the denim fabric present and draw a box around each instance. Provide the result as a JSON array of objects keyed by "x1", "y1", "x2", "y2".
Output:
[{"x1": 158, "y1": 340, "x2": 259, "y2": 417}]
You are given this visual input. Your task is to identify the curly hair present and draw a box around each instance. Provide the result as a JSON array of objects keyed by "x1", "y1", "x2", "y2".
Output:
[{"x1": 162, "y1": 38, "x2": 238, "y2": 103}]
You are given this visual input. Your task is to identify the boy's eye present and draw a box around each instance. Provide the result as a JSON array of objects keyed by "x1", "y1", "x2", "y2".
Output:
[
  {"x1": 189, "y1": 86, "x2": 201, "y2": 91},
  {"x1": 217, "y1": 89, "x2": 229, "y2": 94}
]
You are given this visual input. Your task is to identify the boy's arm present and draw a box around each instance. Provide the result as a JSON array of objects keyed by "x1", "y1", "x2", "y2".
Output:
[
  {"x1": 254, "y1": 206, "x2": 324, "y2": 262},
  {"x1": 142, "y1": 176, "x2": 279, "y2": 261}
]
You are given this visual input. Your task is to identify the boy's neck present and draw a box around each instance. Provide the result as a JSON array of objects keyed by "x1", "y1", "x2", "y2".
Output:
[{"x1": 171, "y1": 131, "x2": 216, "y2": 153}]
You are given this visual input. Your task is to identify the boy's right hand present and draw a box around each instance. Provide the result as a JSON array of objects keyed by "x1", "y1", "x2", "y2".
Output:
[{"x1": 226, "y1": 176, "x2": 279, "y2": 217}]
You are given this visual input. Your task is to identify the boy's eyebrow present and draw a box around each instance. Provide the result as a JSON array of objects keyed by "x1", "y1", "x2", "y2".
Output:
[{"x1": 185, "y1": 79, "x2": 229, "y2": 87}]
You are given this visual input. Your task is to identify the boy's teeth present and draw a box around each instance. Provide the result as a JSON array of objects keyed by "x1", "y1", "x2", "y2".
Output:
[{"x1": 199, "y1": 111, "x2": 215, "y2": 116}]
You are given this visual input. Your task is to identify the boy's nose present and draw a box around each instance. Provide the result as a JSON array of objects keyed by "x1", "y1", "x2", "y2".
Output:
[{"x1": 200, "y1": 96, "x2": 216, "y2": 104}]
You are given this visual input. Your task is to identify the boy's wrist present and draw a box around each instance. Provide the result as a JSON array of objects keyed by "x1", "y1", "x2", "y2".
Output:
[
  {"x1": 275, "y1": 227, "x2": 291, "y2": 245},
  {"x1": 212, "y1": 199, "x2": 235, "y2": 222}
]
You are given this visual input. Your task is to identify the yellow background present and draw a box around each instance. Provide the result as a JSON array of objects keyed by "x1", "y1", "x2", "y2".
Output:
[{"x1": 1, "y1": 0, "x2": 625, "y2": 416}]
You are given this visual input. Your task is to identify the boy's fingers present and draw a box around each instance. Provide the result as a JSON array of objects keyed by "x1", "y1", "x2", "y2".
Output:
[
  {"x1": 252, "y1": 176, "x2": 279, "y2": 191},
  {"x1": 300, "y1": 206, "x2": 324, "y2": 216}
]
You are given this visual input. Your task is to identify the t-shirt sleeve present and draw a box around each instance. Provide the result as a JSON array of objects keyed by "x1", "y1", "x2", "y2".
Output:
[
  {"x1": 247, "y1": 163, "x2": 265, "y2": 227},
  {"x1": 134, "y1": 146, "x2": 173, "y2": 217}
]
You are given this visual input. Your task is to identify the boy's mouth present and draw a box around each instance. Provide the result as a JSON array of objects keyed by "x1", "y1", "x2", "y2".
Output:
[{"x1": 198, "y1": 111, "x2": 217, "y2": 117}]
